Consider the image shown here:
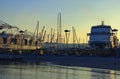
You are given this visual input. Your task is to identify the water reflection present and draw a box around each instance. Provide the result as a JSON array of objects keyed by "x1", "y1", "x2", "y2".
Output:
[
  {"x1": 90, "y1": 69, "x2": 116, "y2": 79},
  {"x1": 0, "y1": 61, "x2": 119, "y2": 79}
]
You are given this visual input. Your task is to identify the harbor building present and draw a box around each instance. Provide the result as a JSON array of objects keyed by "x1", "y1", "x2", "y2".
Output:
[{"x1": 87, "y1": 21, "x2": 118, "y2": 49}]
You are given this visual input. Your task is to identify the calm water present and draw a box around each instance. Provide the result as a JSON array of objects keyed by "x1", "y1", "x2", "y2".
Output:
[{"x1": 0, "y1": 62, "x2": 120, "y2": 79}]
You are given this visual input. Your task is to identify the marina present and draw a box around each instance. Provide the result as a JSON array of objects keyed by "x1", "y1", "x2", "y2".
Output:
[
  {"x1": 0, "y1": 19, "x2": 120, "y2": 52},
  {"x1": 0, "y1": 8, "x2": 120, "y2": 75},
  {"x1": 0, "y1": 18, "x2": 120, "y2": 72},
  {"x1": 0, "y1": 19, "x2": 119, "y2": 56},
  {"x1": 1, "y1": 0, "x2": 120, "y2": 79}
]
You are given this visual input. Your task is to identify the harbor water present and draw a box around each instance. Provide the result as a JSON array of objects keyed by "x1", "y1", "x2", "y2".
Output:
[{"x1": 0, "y1": 61, "x2": 120, "y2": 79}]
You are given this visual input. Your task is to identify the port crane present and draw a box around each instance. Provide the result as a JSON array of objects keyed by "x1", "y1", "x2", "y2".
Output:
[
  {"x1": 72, "y1": 27, "x2": 80, "y2": 48},
  {"x1": 33, "y1": 21, "x2": 47, "y2": 48}
]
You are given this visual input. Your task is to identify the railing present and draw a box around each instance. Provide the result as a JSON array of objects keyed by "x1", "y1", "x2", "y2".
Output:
[
  {"x1": 0, "y1": 44, "x2": 40, "y2": 50},
  {"x1": 87, "y1": 32, "x2": 115, "y2": 35}
]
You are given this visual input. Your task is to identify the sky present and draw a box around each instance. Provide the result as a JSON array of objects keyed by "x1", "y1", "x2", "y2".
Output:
[{"x1": 0, "y1": 0, "x2": 120, "y2": 43}]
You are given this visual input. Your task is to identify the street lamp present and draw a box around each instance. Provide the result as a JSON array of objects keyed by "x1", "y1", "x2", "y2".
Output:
[
  {"x1": 64, "y1": 30, "x2": 70, "y2": 48},
  {"x1": 19, "y1": 30, "x2": 25, "y2": 50}
]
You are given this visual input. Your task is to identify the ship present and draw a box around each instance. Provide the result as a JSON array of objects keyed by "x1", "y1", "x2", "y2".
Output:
[{"x1": 87, "y1": 21, "x2": 119, "y2": 49}]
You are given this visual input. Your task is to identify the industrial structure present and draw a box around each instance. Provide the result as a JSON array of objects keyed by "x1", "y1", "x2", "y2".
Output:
[
  {"x1": 0, "y1": 20, "x2": 43, "y2": 50},
  {"x1": 87, "y1": 21, "x2": 119, "y2": 49}
]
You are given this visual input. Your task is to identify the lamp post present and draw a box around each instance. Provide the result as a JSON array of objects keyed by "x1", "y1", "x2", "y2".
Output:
[
  {"x1": 64, "y1": 30, "x2": 70, "y2": 48},
  {"x1": 112, "y1": 29, "x2": 118, "y2": 65},
  {"x1": 19, "y1": 30, "x2": 25, "y2": 50}
]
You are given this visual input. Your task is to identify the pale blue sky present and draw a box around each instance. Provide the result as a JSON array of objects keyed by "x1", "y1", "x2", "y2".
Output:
[{"x1": 0, "y1": 0, "x2": 120, "y2": 42}]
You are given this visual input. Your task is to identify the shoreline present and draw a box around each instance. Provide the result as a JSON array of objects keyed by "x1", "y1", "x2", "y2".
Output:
[
  {"x1": 38, "y1": 55, "x2": 120, "y2": 70},
  {"x1": 0, "y1": 54, "x2": 120, "y2": 71}
]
